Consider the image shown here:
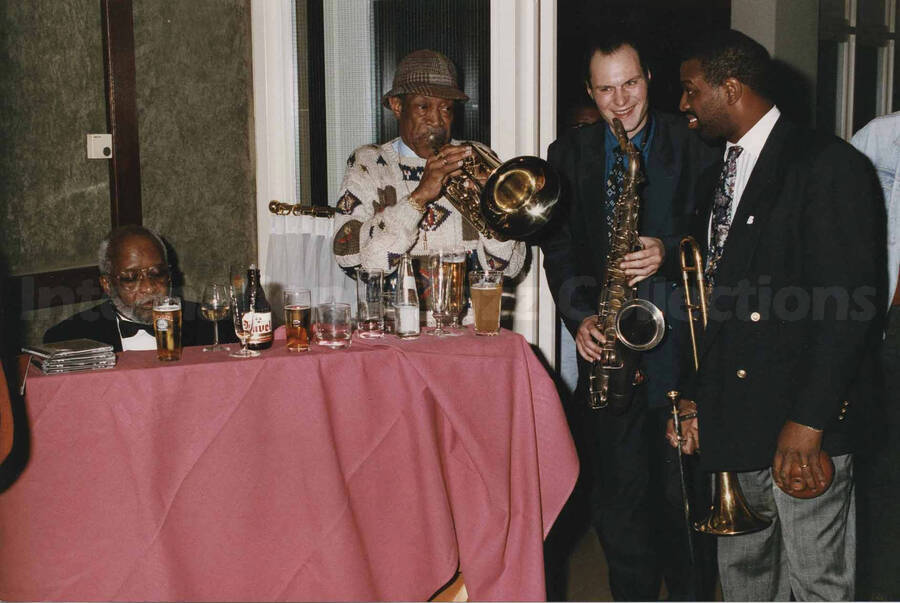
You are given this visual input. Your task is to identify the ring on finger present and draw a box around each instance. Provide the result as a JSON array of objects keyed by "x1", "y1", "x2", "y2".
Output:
[{"x1": 442, "y1": 158, "x2": 448, "y2": 166}]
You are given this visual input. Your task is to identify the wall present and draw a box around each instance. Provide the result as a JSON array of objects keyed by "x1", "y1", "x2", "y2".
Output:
[
  {"x1": 133, "y1": 0, "x2": 256, "y2": 301},
  {"x1": 0, "y1": 1, "x2": 112, "y2": 347},
  {"x1": 732, "y1": 0, "x2": 819, "y2": 126},
  {"x1": 1, "y1": 0, "x2": 256, "y2": 347}
]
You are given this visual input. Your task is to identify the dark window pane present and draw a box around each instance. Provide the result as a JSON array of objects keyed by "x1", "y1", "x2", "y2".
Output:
[
  {"x1": 894, "y1": 44, "x2": 900, "y2": 112},
  {"x1": 817, "y1": 40, "x2": 839, "y2": 133},
  {"x1": 373, "y1": 0, "x2": 490, "y2": 146},
  {"x1": 820, "y1": 0, "x2": 847, "y2": 26},
  {"x1": 858, "y1": 0, "x2": 886, "y2": 27},
  {"x1": 853, "y1": 43, "x2": 879, "y2": 132}
]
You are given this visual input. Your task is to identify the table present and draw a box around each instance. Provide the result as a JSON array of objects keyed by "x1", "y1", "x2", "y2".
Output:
[{"x1": 0, "y1": 328, "x2": 578, "y2": 601}]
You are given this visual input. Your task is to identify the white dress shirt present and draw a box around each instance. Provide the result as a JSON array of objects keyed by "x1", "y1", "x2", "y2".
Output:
[{"x1": 709, "y1": 105, "x2": 781, "y2": 246}]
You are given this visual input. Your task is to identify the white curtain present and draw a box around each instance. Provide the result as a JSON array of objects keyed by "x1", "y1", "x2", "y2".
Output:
[
  {"x1": 323, "y1": 0, "x2": 376, "y2": 206},
  {"x1": 264, "y1": 213, "x2": 357, "y2": 324}
]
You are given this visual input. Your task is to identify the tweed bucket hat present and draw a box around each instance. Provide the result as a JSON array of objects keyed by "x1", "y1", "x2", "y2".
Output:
[{"x1": 381, "y1": 49, "x2": 469, "y2": 108}]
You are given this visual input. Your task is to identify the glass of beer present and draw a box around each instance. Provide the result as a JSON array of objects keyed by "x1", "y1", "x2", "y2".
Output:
[
  {"x1": 442, "y1": 249, "x2": 467, "y2": 336},
  {"x1": 356, "y1": 268, "x2": 384, "y2": 339},
  {"x1": 283, "y1": 288, "x2": 311, "y2": 352},
  {"x1": 153, "y1": 296, "x2": 183, "y2": 360},
  {"x1": 469, "y1": 270, "x2": 503, "y2": 336},
  {"x1": 315, "y1": 302, "x2": 352, "y2": 349}
]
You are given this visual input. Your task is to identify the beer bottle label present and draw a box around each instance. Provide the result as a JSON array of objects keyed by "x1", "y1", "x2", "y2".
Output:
[{"x1": 248, "y1": 311, "x2": 273, "y2": 344}]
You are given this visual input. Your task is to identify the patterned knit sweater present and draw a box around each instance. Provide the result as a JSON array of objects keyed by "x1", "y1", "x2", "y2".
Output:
[{"x1": 332, "y1": 138, "x2": 526, "y2": 276}]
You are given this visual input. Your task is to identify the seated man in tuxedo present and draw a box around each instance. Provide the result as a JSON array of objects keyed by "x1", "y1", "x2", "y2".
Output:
[{"x1": 44, "y1": 225, "x2": 234, "y2": 351}]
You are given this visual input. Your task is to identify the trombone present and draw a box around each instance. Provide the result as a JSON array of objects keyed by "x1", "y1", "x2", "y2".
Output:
[{"x1": 673, "y1": 236, "x2": 771, "y2": 537}]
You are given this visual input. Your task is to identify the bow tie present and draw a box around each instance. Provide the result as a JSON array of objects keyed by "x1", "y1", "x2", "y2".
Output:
[{"x1": 119, "y1": 320, "x2": 154, "y2": 338}]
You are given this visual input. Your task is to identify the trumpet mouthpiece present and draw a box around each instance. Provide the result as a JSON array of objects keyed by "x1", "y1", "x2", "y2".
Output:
[{"x1": 428, "y1": 131, "x2": 448, "y2": 153}]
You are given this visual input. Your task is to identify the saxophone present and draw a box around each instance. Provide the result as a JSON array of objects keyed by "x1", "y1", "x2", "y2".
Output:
[
  {"x1": 428, "y1": 133, "x2": 560, "y2": 241},
  {"x1": 588, "y1": 118, "x2": 666, "y2": 412}
]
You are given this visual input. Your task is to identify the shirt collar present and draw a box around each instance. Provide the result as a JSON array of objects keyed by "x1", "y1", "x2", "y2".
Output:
[
  {"x1": 396, "y1": 137, "x2": 420, "y2": 158},
  {"x1": 729, "y1": 105, "x2": 781, "y2": 158}
]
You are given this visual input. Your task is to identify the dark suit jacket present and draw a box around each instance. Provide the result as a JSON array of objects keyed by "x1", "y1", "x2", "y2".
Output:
[
  {"x1": 541, "y1": 111, "x2": 721, "y2": 407},
  {"x1": 44, "y1": 299, "x2": 237, "y2": 352},
  {"x1": 684, "y1": 116, "x2": 887, "y2": 472}
]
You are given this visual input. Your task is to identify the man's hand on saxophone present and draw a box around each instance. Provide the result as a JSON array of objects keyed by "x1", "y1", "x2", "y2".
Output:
[
  {"x1": 666, "y1": 398, "x2": 700, "y2": 454},
  {"x1": 620, "y1": 236, "x2": 665, "y2": 286},
  {"x1": 575, "y1": 315, "x2": 607, "y2": 362}
]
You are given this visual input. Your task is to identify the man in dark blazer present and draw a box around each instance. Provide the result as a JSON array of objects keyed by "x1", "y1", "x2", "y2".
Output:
[
  {"x1": 541, "y1": 30, "x2": 720, "y2": 600},
  {"x1": 671, "y1": 29, "x2": 886, "y2": 600},
  {"x1": 44, "y1": 225, "x2": 234, "y2": 352}
]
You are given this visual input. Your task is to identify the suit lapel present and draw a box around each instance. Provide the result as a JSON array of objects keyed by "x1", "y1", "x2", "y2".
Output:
[
  {"x1": 642, "y1": 116, "x2": 679, "y2": 232},
  {"x1": 579, "y1": 125, "x2": 609, "y2": 252},
  {"x1": 699, "y1": 117, "x2": 793, "y2": 360}
]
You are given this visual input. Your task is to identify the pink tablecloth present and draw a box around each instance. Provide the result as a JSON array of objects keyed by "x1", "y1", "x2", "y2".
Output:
[{"x1": 0, "y1": 328, "x2": 577, "y2": 602}]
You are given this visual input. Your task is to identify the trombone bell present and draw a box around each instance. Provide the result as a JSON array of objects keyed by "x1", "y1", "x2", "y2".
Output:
[{"x1": 694, "y1": 471, "x2": 772, "y2": 536}]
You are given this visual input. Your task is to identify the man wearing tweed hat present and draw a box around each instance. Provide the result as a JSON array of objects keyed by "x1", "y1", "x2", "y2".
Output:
[{"x1": 332, "y1": 49, "x2": 526, "y2": 286}]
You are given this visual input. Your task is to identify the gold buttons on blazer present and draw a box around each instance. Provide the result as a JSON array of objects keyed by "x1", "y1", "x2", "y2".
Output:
[
  {"x1": 750, "y1": 311, "x2": 761, "y2": 322},
  {"x1": 838, "y1": 400, "x2": 850, "y2": 421},
  {"x1": 736, "y1": 369, "x2": 748, "y2": 379}
]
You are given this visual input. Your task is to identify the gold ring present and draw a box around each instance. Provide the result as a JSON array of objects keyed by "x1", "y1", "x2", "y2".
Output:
[{"x1": 442, "y1": 158, "x2": 448, "y2": 166}]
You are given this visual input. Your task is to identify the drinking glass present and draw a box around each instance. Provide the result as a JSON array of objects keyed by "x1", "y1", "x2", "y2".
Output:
[
  {"x1": 201, "y1": 283, "x2": 231, "y2": 352},
  {"x1": 469, "y1": 270, "x2": 503, "y2": 335},
  {"x1": 382, "y1": 289, "x2": 396, "y2": 335},
  {"x1": 229, "y1": 278, "x2": 260, "y2": 358},
  {"x1": 283, "y1": 288, "x2": 311, "y2": 352},
  {"x1": 442, "y1": 249, "x2": 467, "y2": 336},
  {"x1": 356, "y1": 268, "x2": 384, "y2": 339},
  {"x1": 153, "y1": 296, "x2": 182, "y2": 361},
  {"x1": 427, "y1": 253, "x2": 451, "y2": 337},
  {"x1": 315, "y1": 302, "x2": 352, "y2": 349}
]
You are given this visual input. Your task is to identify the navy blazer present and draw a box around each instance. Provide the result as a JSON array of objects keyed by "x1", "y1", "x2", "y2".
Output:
[
  {"x1": 541, "y1": 111, "x2": 720, "y2": 408},
  {"x1": 684, "y1": 116, "x2": 887, "y2": 471}
]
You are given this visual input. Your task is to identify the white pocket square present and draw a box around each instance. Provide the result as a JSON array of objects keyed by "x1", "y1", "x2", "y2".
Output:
[{"x1": 746, "y1": 215, "x2": 755, "y2": 225}]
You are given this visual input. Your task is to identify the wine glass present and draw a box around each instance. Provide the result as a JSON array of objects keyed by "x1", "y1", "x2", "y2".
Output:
[
  {"x1": 229, "y1": 274, "x2": 260, "y2": 358},
  {"x1": 201, "y1": 283, "x2": 231, "y2": 352},
  {"x1": 427, "y1": 252, "x2": 450, "y2": 337}
]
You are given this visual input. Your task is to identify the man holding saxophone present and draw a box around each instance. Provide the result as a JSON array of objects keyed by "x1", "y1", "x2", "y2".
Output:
[
  {"x1": 332, "y1": 49, "x2": 525, "y2": 280},
  {"x1": 541, "y1": 30, "x2": 719, "y2": 600},
  {"x1": 671, "y1": 29, "x2": 886, "y2": 600}
]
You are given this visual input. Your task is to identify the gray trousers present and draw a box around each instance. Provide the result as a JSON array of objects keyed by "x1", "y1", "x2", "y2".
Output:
[{"x1": 718, "y1": 454, "x2": 856, "y2": 601}]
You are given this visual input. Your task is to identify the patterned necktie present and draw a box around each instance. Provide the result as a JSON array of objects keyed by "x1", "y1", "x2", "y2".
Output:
[
  {"x1": 605, "y1": 147, "x2": 625, "y2": 246},
  {"x1": 704, "y1": 145, "x2": 743, "y2": 286}
]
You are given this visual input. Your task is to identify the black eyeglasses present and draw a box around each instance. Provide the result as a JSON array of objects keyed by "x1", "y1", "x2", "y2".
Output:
[{"x1": 113, "y1": 266, "x2": 170, "y2": 291}]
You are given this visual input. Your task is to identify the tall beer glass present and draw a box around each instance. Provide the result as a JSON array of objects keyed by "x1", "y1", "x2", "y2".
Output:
[
  {"x1": 442, "y1": 249, "x2": 467, "y2": 336},
  {"x1": 469, "y1": 270, "x2": 503, "y2": 336},
  {"x1": 153, "y1": 296, "x2": 183, "y2": 360},
  {"x1": 283, "y1": 288, "x2": 311, "y2": 352}
]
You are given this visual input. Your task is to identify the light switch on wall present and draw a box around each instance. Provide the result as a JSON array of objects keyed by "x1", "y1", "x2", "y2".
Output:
[{"x1": 86, "y1": 134, "x2": 113, "y2": 159}]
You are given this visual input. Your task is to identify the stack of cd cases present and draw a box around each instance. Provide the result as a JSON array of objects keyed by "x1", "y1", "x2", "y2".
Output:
[{"x1": 23, "y1": 339, "x2": 117, "y2": 374}]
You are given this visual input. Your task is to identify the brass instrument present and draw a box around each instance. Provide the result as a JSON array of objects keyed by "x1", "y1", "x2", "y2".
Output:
[
  {"x1": 588, "y1": 118, "x2": 666, "y2": 412},
  {"x1": 676, "y1": 235, "x2": 771, "y2": 536},
  {"x1": 428, "y1": 134, "x2": 560, "y2": 240},
  {"x1": 268, "y1": 201, "x2": 335, "y2": 217}
]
